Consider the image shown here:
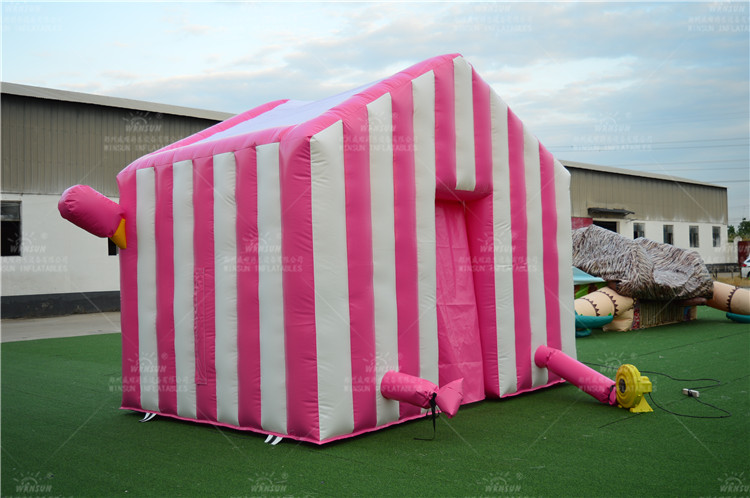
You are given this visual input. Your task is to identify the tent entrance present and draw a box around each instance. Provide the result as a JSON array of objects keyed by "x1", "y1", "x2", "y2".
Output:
[{"x1": 435, "y1": 200, "x2": 485, "y2": 403}]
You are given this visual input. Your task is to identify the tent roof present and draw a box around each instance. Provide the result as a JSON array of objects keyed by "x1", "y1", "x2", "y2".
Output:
[
  {"x1": 138, "y1": 53, "x2": 463, "y2": 161},
  {"x1": 191, "y1": 78, "x2": 382, "y2": 145}
]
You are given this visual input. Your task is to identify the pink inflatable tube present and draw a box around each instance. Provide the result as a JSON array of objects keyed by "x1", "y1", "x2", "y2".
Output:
[
  {"x1": 534, "y1": 345, "x2": 617, "y2": 405},
  {"x1": 58, "y1": 184, "x2": 123, "y2": 238},
  {"x1": 380, "y1": 371, "x2": 464, "y2": 418}
]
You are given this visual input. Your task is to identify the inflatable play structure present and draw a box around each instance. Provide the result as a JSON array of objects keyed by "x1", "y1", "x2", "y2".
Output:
[
  {"x1": 571, "y1": 225, "x2": 750, "y2": 331},
  {"x1": 60, "y1": 54, "x2": 583, "y2": 444}
]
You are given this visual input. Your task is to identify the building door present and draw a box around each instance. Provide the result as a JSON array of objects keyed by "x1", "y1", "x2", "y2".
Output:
[{"x1": 593, "y1": 220, "x2": 618, "y2": 233}]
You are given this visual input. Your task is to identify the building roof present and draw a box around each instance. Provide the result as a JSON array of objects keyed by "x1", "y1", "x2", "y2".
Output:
[
  {"x1": 1, "y1": 82, "x2": 235, "y2": 122},
  {"x1": 560, "y1": 159, "x2": 726, "y2": 190}
]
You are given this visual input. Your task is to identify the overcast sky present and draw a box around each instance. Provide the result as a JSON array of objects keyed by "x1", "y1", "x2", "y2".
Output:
[{"x1": 2, "y1": 1, "x2": 748, "y2": 225}]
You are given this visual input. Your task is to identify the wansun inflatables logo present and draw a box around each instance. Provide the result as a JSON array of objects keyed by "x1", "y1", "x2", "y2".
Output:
[
  {"x1": 596, "y1": 352, "x2": 638, "y2": 372},
  {"x1": 247, "y1": 472, "x2": 288, "y2": 495},
  {"x1": 13, "y1": 471, "x2": 53, "y2": 495},
  {"x1": 123, "y1": 111, "x2": 162, "y2": 133},
  {"x1": 477, "y1": 472, "x2": 523, "y2": 496},
  {"x1": 718, "y1": 472, "x2": 750, "y2": 495}
]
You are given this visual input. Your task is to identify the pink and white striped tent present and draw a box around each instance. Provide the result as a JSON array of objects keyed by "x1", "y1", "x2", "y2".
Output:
[{"x1": 115, "y1": 53, "x2": 576, "y2": 444}]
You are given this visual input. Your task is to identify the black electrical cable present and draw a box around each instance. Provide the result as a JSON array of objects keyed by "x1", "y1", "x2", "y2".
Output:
[
  {"x1": 645, "y1": 392, "x2": 731, "y2": 419},
  {"x1": 414, "y1": 393, "x2": 438, "y2": 441},
  {"x1": 582, "y1": 361, "x2": 732, "y2": 419}
]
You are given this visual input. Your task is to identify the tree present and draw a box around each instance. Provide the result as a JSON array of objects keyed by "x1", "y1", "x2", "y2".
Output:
[{"x1": 728, "y1": 217, "x2": 750, "y2": 241}]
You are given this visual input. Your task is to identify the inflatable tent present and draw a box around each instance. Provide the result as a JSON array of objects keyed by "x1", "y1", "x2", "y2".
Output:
[{"x1": 61, "y1": 54, "x2": 576, "y2": 444}]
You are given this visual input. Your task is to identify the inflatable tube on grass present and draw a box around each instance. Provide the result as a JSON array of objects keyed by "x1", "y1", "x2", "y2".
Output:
[
  {"x1": 380, "y1": 371, "x2": 464, "y2": 418},
  {"x1": 706, "y1": 281, "x2": 750, "y2": 316},
  {"x1": 534, "y1": 345, "x2": 652, "y2": 413}
]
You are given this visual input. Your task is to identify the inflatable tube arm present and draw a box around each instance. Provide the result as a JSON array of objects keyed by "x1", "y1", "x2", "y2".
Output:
[{"x1": 58, "y1": 185, "x2": 126, "y2": 249}]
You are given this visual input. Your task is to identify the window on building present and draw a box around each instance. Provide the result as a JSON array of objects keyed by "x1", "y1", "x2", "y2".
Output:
[
  {"x1": 1, "y1": 201, "x2": 21, "y2": 256},
  {"x1": 108, "y1": 238, "x2": 119, "y2": 256},
  {"x1": 689, "y1": 226, "x2": 699, "y2": 248},
  {"x1": 713, "y1": 226, "x2": 721, "y2": 247},
  {"x1": 593, "y1": 220, "x2": 618, "y2": 233},
  {"x1": 633, "y1": 223, "x2": 645, "y2": 239},
  {"x1": 663, "y1": 224, "x2": 674, "y2": 245}
]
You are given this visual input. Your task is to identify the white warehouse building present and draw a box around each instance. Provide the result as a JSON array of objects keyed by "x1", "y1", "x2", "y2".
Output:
[
  {"x1": 1, "y1": 83, "x2": 232, "y2": 317},
  {"x1": 563, "y1": 160, "x2": 734, "y2": 267}
]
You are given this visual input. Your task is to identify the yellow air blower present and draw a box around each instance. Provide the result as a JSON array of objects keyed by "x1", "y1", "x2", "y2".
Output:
[
  {"x1": 534, "y1": 346, "x2": 653, "y2": 414},
  {"x1": 615, "y1": 364, "x2": 653, "y2": 413}
]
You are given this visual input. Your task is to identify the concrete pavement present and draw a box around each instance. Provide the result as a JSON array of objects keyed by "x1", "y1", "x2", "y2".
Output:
[{"x1": 1, "y1": 311, "x2": 121, "y2": 343}]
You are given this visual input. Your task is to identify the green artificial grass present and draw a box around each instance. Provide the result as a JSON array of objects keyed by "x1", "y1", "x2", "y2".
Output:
[{"x1": 2, "y1": 306, "x2": 748, "y2": 497}]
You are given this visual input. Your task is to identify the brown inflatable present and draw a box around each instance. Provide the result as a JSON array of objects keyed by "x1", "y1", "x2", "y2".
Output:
[
  {"x1": 706, "y1": 281, "x2": 750, "y2": 315},
  {"x1": 603, "y1": 307, "x2": 634, "y2": 332},
  {"x1": 575, "y1": 287, "x2": 634, "y2": 318}
]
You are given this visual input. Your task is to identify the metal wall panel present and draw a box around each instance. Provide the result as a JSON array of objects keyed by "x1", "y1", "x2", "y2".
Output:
[
  {"x1": 567, "y1": 167, "x2": 727, "y2": 224},
  {"x1": 2, "y1": 94, "x2": 221, "y2": 196}
]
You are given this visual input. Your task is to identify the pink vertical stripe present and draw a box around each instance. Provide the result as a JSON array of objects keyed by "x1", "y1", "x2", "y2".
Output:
[
  {"x1": 193, "y1": 269, "x2": 207, "y2": 385},
  {"x1": 465, "y1": 195, "x2": 500, "y2": 397},
  {"x1": 339, "y1": 54, "x2": 460, "y2": 125},
  {"x1": 507, "y1": 109, "x2": 532, "y2": 391},
  {"x1": 235, "y1": 147, "x2": 262, "y2": 429},
  {"x1": 192, "y1": 156, "x2": 218, "y2": 422},
  {"x1": 539, "y1": 144, "x2": 562, "y2": 382},
  {"x1": 343, "y1": 112, "x2": 378, "y2": 431},
  {"x1": 433, "y1": 60, "x2": 457, "y2": 198},
  {"x1": 471, "y1": 69, "x2": 493, "y2": 196},
  {"x1": 391, "y1": 83, "x2": 421, "y2": 419},
  {"x1": 278, "y1": 137, "x2": 320, "y2": 441},
  {"x1": 117, "y1": 170, "x2": 141, "y2": 409},
  {"x1": 154, "y1": 164, "x2": 178, "y2": 414}
]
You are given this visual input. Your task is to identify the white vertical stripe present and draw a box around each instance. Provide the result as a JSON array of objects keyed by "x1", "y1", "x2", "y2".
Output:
[
  {"x1": 257, "y1": 142, "x2": 287, "y2": 434},
  {"x1": 412, "y1": 71, "x2": 439, "y2": 385},
  {"x1": 522, "y1": 130, "x2": 548, "y2": 387},
  {"x1": 310, "y1": 122, "x2": 354, "y2": 440},
  {"x1": 367, "y1": 93, "x2": 400, "y2": 425},
  {"x1": 136, "y1": 167, "x2": 159, "y2": 411},
  {"x1": 213, "y1": 152, "x2": 239, "y2": 425},
  {"x1": 173, "y1": 160, "x2": 197, "y2": 419},
  {"x1": 489, "y1": 94, "x2": 517, "y2": 396},
  {"x1": 454, "y1": 57, "x2": 476, "y2": 191},
  {"x1": 554, "y1": 159, "x2": 576, "y2": 359}
]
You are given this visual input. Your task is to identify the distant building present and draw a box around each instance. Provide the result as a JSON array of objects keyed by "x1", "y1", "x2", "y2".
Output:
[
  {"x1": 1, "y1": 83, "x2": 232, "y2": 317},
  {"x1": 563, "y1": 160, "x2": 733, "y2": 268},
  {"x1": 0, "y1": 84, "x2": 734, "y2": 317}
]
